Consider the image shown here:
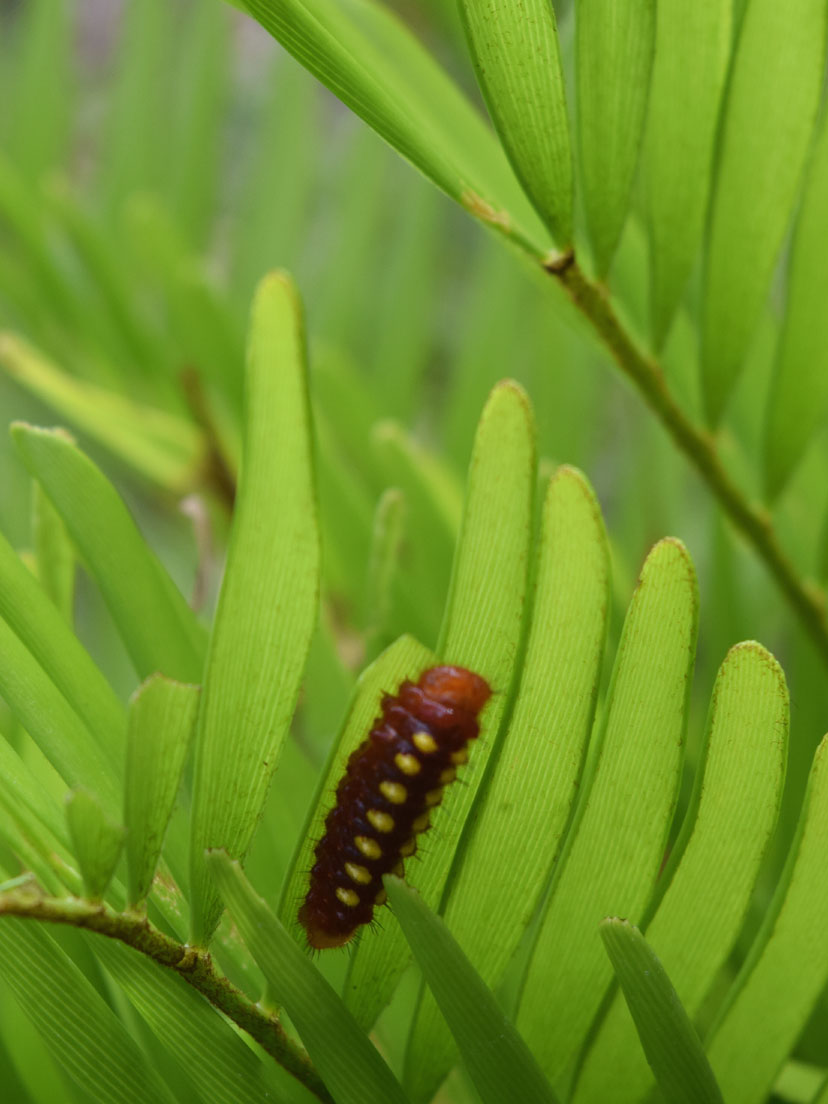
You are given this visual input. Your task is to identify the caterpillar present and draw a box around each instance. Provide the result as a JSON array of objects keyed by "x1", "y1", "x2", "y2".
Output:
[{"x1": 299, "y1": 664, "x2": 491, "y2": 950}]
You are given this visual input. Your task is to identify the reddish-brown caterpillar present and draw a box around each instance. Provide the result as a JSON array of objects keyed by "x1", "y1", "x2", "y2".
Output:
[{"x1": 298, "y1": 665, "x2": 491, "y2": 950}]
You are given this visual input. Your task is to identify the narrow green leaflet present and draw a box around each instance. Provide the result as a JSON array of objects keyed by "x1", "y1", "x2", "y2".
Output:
[
  {"x1": 458, "y1": 0, "x2": 573, "y2": 246},
  {"x1": 763, "y1": 109, "x2": 828, "y2": 498},
  {"x1": 230, "y1": 57, "x2": 319, "y2": 305},
  {"x1": 346, "y1": 381, "x2": 535, "y2": 1029},
  {"x1": 0, "y1": 919, "x2": 175, "y2": 1104},
  {"x1": 372, "y1": 421, "x2": 462, "y2": 541},
  {"x1": 706, "y1": 736, "x2": 828, "y2": 1104},
  {"x1": 5, "y1": 0, "x2": 72, "y2": 181},
  {"x1": 95, "y1": 939, "x2": 275, "y2": 1104},
  {"x1": 573, "y1": 641, "x2": 788, "y2": 1104},
  {"x1": 0, "y1": 156, "x2": 80, "y2": 330},
  {"x1": 209, "y1": 852, "x2": 411, "y2": 1104},
  {"x1": 599, "y1": 919, "x2": 725, "y2": 1104},
  {"x1": 189, "y1": 273, "x2": 320, "y2": 945},
  {"x1": 125, "y1": 676, "x2": 200, "y2": 908},
  {"x1": 11, "y1": 424, "x2": 206, "y2": 682},
  {"x1": 644, "y1": 0, "x2": 732, "y2": 347},
  {"x1": 701, "y1": 0, "x2": 827, "y2": 424},
  {"x1": 576, "y1": 0, "x2": 656, "y2": 276},
  {"x1": 168, "y1": 0, "x2": 229, "y2": 250},
  {"x1": 0, "y1": 968, "x2": 75, "y2": 1104},
  {"x1": 0, "y1": 735, "x2": 71, "y2": 853},
  {"x1": 774, "y1": 1062, "x2": 826, "y2": 1104},
  {"x1": 363, "y1": 487, "x2": 406, "y2": 659},
  {"x1": 235, "y1": 0, "x2": 550, "y2": 255},
  {"x1": 46, "y1": 182, "x2": 168, "y2": 380},
  {"x1": 0, "y1": 527, "x2": 124, "y2": 759},
  {"x1": 386, "y1": 877, "x2": 558, "y2": 1104},
  {"x1": 404, "y1": 466, "x2": 610, "y2": 1099},
  {"x1": 0, "y1": 616, "x2": 119, "y2": 815},
  {"x1": 0, "y1": 742, "x2": 80, "y2": 895},
  {"x1": 279, "y1": 634, "x2": 435, "y2": 930},
  {"x1": 372, "y1": 420, "x2": 461, "y2": 638},
  {"x1": 65, "y1": 789, "x2": 125, "y2": 901},
  {"x1": 32, "y1": 482, "x2": 74, "y2": 623},
  {"x1": 99, "y1": 0, "x2": 173, "y2": 215},
  {"x1": 371, "y1": 178, "x2": 441, "y2": 419},
  {"x1": 517, "y1": 538, "x2": 698, "y2": 1084},
  {"x1": 0, "y1": 334, "x2": 202, "y2": 491},
  {"x1": 315, "y1": 410, "x2": 374, "y2": 602}
]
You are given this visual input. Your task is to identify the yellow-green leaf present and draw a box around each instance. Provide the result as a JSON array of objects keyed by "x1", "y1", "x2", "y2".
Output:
[
  {"x1": 458, "y1": 0, "x2": 573, "y2": 246},
  {"x1": 576, "y1": 0, "x2": 656, "y2": 276},
  {"x1": 189, "y1": 272, "x2": 320, "y2": 944},
  {"x1": 701, "y1": 0, "x2": 827, "y2": 423},
  {"x1": 125, "y1": 676, "x2": 200, "y2": 909}
]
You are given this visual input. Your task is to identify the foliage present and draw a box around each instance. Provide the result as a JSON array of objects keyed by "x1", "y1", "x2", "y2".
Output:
[{"x1": 0, "y1": 1, "x2": 827, "y2": 1103}]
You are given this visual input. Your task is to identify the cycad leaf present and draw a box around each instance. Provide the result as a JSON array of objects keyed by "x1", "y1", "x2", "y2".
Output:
[
  {"x1": 363, "y1": 487, "x2": 406, "y2": 657},
  {"x1": 0, "y1": 334, "x2": 202, "y2": 492},
  {"x1": 208, "y1": 851, "x2": 410, "y2": 1104},
  {"x1": 599, "y1": 919, "x2": 725, "y2": 1104},
  {"x1": 386, "y1": 876, "x2": 558, "y2": 1104},
  {"x1": 0, "y1": 616, "x2": 119, "y2": 815},
  {"x1": 11, "y1": 423, "x2": 206, "y2": 682},
  {"x1": 0, "y1": 737, "x2": 80, "y2": 895},
  {"x1": 576, "y1": 0, "x2": 656, "y2": 276},
  {"x1": 371, "y1": 419, "x2": 461, "y2": 637},
  {"x1": 644, "y1": 0, "x2": 732, "y2": 347},
  {"x1": 5, "y1": 0, "x2": 72, "y2": 181},
  {"x1": 189, "y1": 272, "x2": 320, "y2": 945},
  {"x1": 125, "y1": 675, "x2": 200, "y2": 908},
  {"x1": 0, "y1": 919, "x2": 174, "y2": 1104},
  {"x1": 168, "y1": 0, "x2": 229, "y2": 250},
  {"x1": 574, "y1": 642, "x2": 788, "y2": 1103},
  {"x1": 345, "y1": 380, "x2": 535, "y2": 1029},
  {"x1": 517, "y1": 538, "x2": 698, "y2": 1084},
  {"x1": 95, "y1": 939, "x2": 275, "y2": 1104},
  {"x1": 0, "y1": 735, "x2": 71, "y2": 853},
  {"x1": 32, "y1": 483, "x2": 74, "y2": 624},
  {"x1": 458, "y1": 0, "x2": 573, "y2": 246},
  {"x1": 235, "y1": 0, "x2": 550, "y2": 253},
  {"x1": 701, "y1": 0, "x2": 827, "y2": 424},
  {"x1": 0, "y1": 526, "x2": 124, "y2": 758},
  {"x1": 230, "y1": 57, "x2": 319, "y2": 304},
  {"x1": 706, "y1": 735, "x2": 828, "y2": 1104},
  {"x1": 65, "y1": 789, "x2": 125, "y2": 901},
  {"x1": 404, "y1": 465, "x2": 610, "y2": 1100},
  {"x1": 763, "y1": 108, "x2": 828, "y2": 499}
]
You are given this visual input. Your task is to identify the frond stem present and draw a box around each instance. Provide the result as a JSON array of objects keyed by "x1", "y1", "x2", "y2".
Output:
[
  {"x1": 0, "y1": 888, "x2": 334, "y2": 1104},
  {"x1": 547, "y1": 256, "x2": 828, "y2": 665}
]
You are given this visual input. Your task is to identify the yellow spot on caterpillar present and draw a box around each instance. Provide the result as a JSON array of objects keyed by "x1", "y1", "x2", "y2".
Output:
[
  {"x1": 375, "y1": 889, "x2": 387, "y2": 906},
  {"x1": 394, "y1": 752, "x2": 421, "y2": 776},
  {"x1": 345, "y1": 862, "x2": 372, "y2": 885},
  {"x1": 439, "y1": 767, "x2": 457, "y2": 785},
  {"x1": 380, "y1": 780, "x2": 407, "y2": 804},
  {"x1": 450, "y1": 748, "x2": 468, "y2": 765},
  {"x1": 355, "y1": 835, "x2": 382, "y2": 860},
  {"x1": 336, "y1": 886, "x2": 360, "y2": 908},
  {"x1": 413, "y1": 731, "x2": 438, "y2": 754},
  {"x1": 425, "y1": 788, "x2": 443, "y2": 807},
  {"x1": 367, "y1": 809, "x2": 395, "y2": 833},
  {"x1": 413, "y1": 812, "x2": 431, "y2": 832},
  {"x1": 400, "y1": 837, "x2": 416, "y2": 857},
  {"x1": 392, "y1": 860, "x2": 404, "y2": 877}
]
